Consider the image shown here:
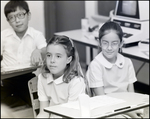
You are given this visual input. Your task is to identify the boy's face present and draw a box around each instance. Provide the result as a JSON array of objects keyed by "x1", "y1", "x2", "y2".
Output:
[
  {"x1": 100, "y1": 30, "x2": 122, "y2": 63},
  {"x1": 7, "y1": 7, "x2": 30, "y2": 34}
]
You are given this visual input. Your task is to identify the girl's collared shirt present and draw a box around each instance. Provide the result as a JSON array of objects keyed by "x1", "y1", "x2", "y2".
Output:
[
  {"x1": 1, "y1": 27, "x2": 47, "y2": 68},
  {"x1": 86, "y1": 52, "x2": 137, "y2": 94},
  {"x1": 38, "y1": 73, "x2": 85, "y2": 106}
]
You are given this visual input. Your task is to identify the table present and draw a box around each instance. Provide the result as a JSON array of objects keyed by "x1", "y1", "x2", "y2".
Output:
[
  {"x1": 1, "y1": 65, "x2": 40, "y2": 80},
  {"x1": 44, "y1": 92, "x2": 149, "y2": 118},
  {"x1": 55, "y1": 29, "x2": 149, "y2": 63},
  {"x1": 122, "y1": 46, "x2": 149, "y2": 63},
  {"x1": 55, "y1": 29, "x2": 98, "y2": 63}
]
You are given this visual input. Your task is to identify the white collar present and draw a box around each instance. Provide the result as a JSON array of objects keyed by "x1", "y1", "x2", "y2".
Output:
[
  {"x1": 95, "y1": 52, "x2": 125, "y2": 69},
  {"x1": 5, "y1": 27, "x2": 16, "y2": 37},
  {"x1": 47, "y1": 73, "x2": 64, "y2": 84},
  {"x1": 5, "y1": 27, "x2": 34, "y2": 39},
  {"x1": 24, "y1": 27, "x2": 34, "y2": 39}
]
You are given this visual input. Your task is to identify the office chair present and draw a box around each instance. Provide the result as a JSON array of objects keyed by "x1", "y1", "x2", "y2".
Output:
[{"x1": 28, "y1": 76, "x2": 40, "y2": 118}]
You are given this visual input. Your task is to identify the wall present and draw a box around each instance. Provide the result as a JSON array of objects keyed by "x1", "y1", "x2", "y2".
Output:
[
  {"x1": 1, "y1": 1, "x2": 45, "y2": 36},
  {"x1": 55, "y1": 1, "x2": 85, "y2": 32},
  {"x1": 98, "y1": 1, "x2": 116, "y2": 16},
  {"x1": 55, "y1": 1, "x2": 86, "y2": 64}
]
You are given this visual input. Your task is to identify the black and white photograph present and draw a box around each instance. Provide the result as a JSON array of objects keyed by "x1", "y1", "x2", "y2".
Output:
[{"x1": 1, "y1": 1, "x2": 149, "y2": 118}]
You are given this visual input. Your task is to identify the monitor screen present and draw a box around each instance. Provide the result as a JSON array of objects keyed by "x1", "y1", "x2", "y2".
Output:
[{"x1": 115, "y1": 1, "x2": 139, "y2": 20}]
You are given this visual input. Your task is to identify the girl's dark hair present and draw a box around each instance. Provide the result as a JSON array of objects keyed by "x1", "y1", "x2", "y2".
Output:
[
  {"x1": 41, "y1": 35, "x2": 83, "y2": 83},
  {"x1": 99, "y1": 21, "x2": 123, "y2": 42},
  {"x1": 4, "y1": 1, "x2": 30, "y2": 18},
  {"x1": 98, "y1": 21, "x2": 123, "y2": 53}
]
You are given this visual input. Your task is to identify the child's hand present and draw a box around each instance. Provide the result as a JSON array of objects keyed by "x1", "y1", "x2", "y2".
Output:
[
  {"x1": 31, "y1": 49, "x2": 43, "y2": 66},
  {"x1": 136, "y1": 109, "x2": 144, "y2": 118},
  {"x1": 125, "y1": 110, "x2": 143, "y2": 118}
]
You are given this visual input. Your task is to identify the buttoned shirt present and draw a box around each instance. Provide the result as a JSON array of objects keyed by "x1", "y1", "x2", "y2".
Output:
[
  {"x1": 1, "y1": 27, "x2": 47, "y2": 68},
  {"x1": 38, "y1": 73, "x2": 85, "y2": 106},
  {"x1": 86, "y1": 52, "x2": 137, "y2": 94}
]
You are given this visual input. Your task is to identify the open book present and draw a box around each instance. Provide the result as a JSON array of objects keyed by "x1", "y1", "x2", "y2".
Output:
[{"x1": 60, "y1": 94, "x2": 125, "y2": 110}]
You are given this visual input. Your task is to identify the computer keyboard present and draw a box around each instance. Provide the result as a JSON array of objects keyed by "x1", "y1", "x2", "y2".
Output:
[
  {"x1": 94, "y1": 32, "x2": 133, "y2": 40},
  {"x1": 123, "y1": 32, "x2": 133, "y2": 38}
]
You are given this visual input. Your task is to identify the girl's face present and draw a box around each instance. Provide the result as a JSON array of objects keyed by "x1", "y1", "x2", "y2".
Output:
[
  {"x1": 7, "y1": 7, "x2": 30, "y2": 35},
  {"x1": 100, "y1": 30, "x2": 122, "y2": 63},
  {"x1": 46, "y1": 44, "x2": 72, "y2": 79}
]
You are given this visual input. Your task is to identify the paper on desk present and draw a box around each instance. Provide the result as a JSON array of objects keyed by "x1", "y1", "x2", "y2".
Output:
[
  {"x1": 138, "y1": 40, "x2": 149, "y2": 52},
  {"x1": 78, "y1": 94, "x2": 90, "y2": 117},
  {"x1": 60, "y1": 95, "x2": 125, "y2": 110}
]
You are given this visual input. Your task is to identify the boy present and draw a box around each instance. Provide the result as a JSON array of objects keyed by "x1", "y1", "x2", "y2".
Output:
[{"x1": 1, "y1": 1, "x2": 47, "y2": 108}]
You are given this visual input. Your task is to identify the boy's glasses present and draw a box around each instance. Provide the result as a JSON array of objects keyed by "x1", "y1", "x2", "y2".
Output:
[
  {"x1": 7, "y1": 12, "x2": 27, "y2": 23},
  {"x1": 101, "y1": 41, "x2": 119, "y2": 49}
]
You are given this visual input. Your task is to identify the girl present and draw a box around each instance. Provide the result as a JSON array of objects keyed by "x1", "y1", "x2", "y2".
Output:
[
  {"x1": 36, "y1": 35, "x2": 85, "y2": 118},
  {"x1": 86, "y1": 21, "x2": 143, "y2": 118}
]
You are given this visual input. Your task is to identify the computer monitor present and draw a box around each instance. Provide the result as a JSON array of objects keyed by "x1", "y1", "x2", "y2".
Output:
[
  {"x1": 116, "y1": 1, "x2": 139, "y2": 20},
  {"x1": 114, "y1": 1, "x2": 149, "y2": 21},
  {"x1": 111, "y1": 1, "x2": 149, "y2": 47}
]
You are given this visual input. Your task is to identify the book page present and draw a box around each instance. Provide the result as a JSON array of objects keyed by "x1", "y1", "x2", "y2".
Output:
[{"x1": 60, "y1": 95, "x2": 125, "y2": 110}]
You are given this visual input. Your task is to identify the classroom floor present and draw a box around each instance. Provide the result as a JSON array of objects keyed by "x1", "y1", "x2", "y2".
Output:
[
  {"x1": 1, "y1": 104, "x2": 34, "y2": 118},
  {"x1": 12, "y1": 106, "x2": 34, "y2": 118}
]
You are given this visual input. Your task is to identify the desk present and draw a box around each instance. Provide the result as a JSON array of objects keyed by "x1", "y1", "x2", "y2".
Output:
[
  {"x1": 55, "y1": 29, "x2": 149, "y2": 63},
  {"x1": 1, "y1": 65, "x2": 40, "y2": 80},
  {"x1": 55, "y1": 29, "x2": 98, "y2": 63},
  {"x1": 44, "y1": 92, "x2": 149, "y2": 118},
  {"x1": 122, "y1": 46, "x2": 149, "y2": 63},
  {"x1": 55, "y1": 29, "x2": 98, "y2": 48}
]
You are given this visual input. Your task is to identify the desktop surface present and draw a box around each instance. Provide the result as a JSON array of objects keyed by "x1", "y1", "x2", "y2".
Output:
[
  {"x1": 44, "y1": 92, "x2": 149, "y2": 118},
  {"x1": 55, "y1": 29, "x2": 98, "y2": 48},
  {"x1": 55, "y1": 29, "x2": 149, "y2": 62},
  {"x1": 1, "y1": 65, "x2": 41, "y2": 80}
]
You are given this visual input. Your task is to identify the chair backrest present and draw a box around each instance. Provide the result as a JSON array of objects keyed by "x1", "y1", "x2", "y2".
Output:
[
  {"x1": 28, "y1": 76, "x2": 40, "y2": 118},
  {"x1": 78, "y1": 62, "x2": 93, "y2": 97}
]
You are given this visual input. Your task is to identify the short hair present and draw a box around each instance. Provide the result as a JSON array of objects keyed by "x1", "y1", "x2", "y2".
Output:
[
  {"x1": 4, "y1": 1, "x2": 30, "y2": 18},
  {"x1": 41, "y1": 35, "x2": 83, "y2": 83},
  {"x1": 99, "y1": 21, "x2": 123, "y2": 43}
]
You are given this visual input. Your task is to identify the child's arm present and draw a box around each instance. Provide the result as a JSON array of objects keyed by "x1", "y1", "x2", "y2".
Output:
[
  {"x1": 126, "y1": 83, "x2": 143, "y2": 118},
  {"x1": 127, "y1": 83, "x2": 135, "y2": 92},
  {"x1": 124, "y1": 111, "x2": 143, "y2": 118},
  {"x1": 68, "y1": 77, "x2": 86, "y2": 102},
  {"x1": 37, "y1": 75, "x2": 50, "y2": 118},
  {"x1": 92, "y1": 87, "x2": 105, "y2": 96},
  {"x1": 36, "y1": 101, "x2": 49, "y2": 118},
  {"x1": 40, "y1": 47, "x2": 46, "y2": 60},
  {"x1": 31, "y1": 47, "x2": 46, "y2": 66}
]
